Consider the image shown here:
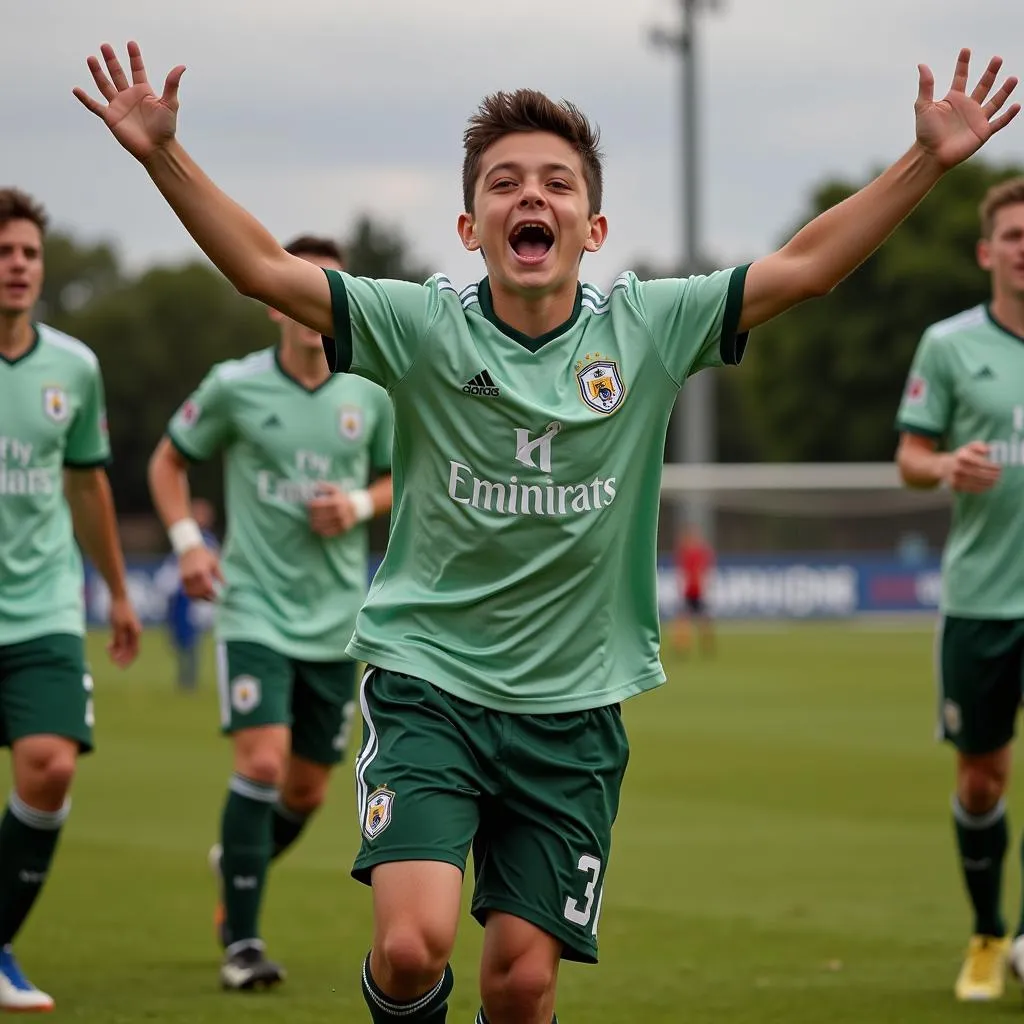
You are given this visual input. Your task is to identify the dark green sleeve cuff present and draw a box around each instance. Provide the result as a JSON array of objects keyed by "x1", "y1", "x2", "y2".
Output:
[
  {"x1": 321, "y1": 268, "x2": 353, "y2": 374},
  {"x1": 166, "y1": 429, "x2": 205, "y2": 463},
  {"x1": 720, "y1": 264, "x2": 750, "y2": 366},
  {"x1": 896, "y1": 421, "x2": 943, "y2": 440},
  {"x1": 64, "y1": 455, "x2": 112, "y2": 470}
]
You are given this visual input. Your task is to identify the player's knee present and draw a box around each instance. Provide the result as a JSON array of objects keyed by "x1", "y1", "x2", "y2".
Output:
[
  {"x1": 481, "y1": 949, "x2": 557, "y2": 1018},
  {"x1": 378, "y1": 923, "x2": 451, "y2": 988},
  {"x1": 280, "y1": 782, "x2": 325, "y2": 816},
  {"x1": 238, "y1": 751, "x2": 285, "y2": 788},
  {"x1": 959, "y1": 761, "x2": 1007, "y2": 814},
  {"x1": 20, "y1": 748, "x2": 76, "y2": 806}
]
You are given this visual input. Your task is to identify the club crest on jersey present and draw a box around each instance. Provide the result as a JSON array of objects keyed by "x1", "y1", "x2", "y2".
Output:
[
  {"x1": 230, "y1": 675, "x2": 261, "y2": 714},
  {"x1": 364, "y1": 786, "x2": 394, "y2": 839},
  {"x1": 339, "y1": 406, "x2": 364, "y2": 440},
  {"x1": 575, "y1": 356, "x2": 625, "y2": 415},
  {"x1": 42, "y1": 387, "x2": 70, "y2": 423}
]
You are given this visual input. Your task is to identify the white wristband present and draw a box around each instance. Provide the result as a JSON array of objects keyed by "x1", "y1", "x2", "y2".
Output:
[
  {"x1": 349, "y1": 489, "x2": 375, "y2": 523},
  {"x1": 169, "y1": 517, "x2": 204, "y2": 556}
]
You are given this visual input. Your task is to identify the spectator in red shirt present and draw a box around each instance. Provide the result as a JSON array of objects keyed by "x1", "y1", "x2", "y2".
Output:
[{"x1": 672, "y1": 526, "x2": 715, "y2": 656}]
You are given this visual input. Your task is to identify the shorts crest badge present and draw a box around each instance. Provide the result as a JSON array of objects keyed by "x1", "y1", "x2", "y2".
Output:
[
  {"x1": 339, "y1": 406, "x2": 364, "y2": 440},
  {"x1": 943, "y1": 699, "x2": 962, "y2": 736},
  {"x1": 364, "y1": 786, "x2": 395, "y2": 839},
  {"x1": 230, "y1": 675, "x2": 261, "y2": 714},
  {"x1": 575, "y1": 355, "x2": 625, "y2": 415},
  {"x1": 43, "y1": 387, "x2": 70, "y2": 424}
]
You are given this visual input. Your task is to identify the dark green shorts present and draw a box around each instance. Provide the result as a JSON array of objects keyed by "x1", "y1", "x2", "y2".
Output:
[
  {"x1": 352, "y1": 668, "x2": 630, "y2": 964},
  {"x1": 0, "y1": 633, "x2": 93, "y2": 752},
  {"x1": 938, "y1": 616, "x2": 1024, "y2": 755},
  {"x1": 216, "y1": 640, "x2": 357, "y2": 765}
]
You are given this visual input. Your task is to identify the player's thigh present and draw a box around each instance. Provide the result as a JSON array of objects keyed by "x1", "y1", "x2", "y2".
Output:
[
  {"x1": 216, "y1": 640, "x2": 292, "y2": 735},
  {"x1": 471, "y1": 702, "x2": 630, "y2": 965},
  {"x1": 939, "y1": 616, "x2": 1024, "y2": 755},
  {"x1": 352, "y1": 669, "x2": 487, "y2": 886},
  {"x1": 290, "y1": 657, "x2": 357, "y2": 766},
  {"x1": 0, "y1": 633, "x2": 93, "y2": 754}
]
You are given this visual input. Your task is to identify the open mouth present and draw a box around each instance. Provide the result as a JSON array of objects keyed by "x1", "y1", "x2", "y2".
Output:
[{"x1": 508, "y1": 222, "x2": 554, "y2": 265}]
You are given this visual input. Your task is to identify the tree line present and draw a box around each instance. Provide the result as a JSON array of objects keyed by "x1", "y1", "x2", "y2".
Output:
[{"x1": 39, "y1": 160, "x2": 1022, "y2": 520}]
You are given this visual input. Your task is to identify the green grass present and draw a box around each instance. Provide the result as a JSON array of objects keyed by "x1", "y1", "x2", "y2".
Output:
[{"x1": 4, "y1": 624, "x2": 1022, "y2": 1021}]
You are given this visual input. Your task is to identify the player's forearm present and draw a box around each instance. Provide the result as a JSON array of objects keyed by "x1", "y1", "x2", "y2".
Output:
[
  {"x1": 147, "y1": 444, "x2": 195, "y2": 531},
  {"x1": 897, "y1": 443, "x2": 951, "y2": 489},
  {"x1": 367, "y1": 476, "x2": 394, "y2": 517},
  {"x1": 142, "y1": 140, "x2": 280, "y2": 300},
  {"x1": 64, "y1": 470, "x2": 130, "y2": 600},
  {"x1": 784, "y1": 144, "x2": 944, "y2": 297}
]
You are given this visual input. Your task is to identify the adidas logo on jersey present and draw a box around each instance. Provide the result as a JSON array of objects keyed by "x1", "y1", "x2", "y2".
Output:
[
  {"x1": 974, "y1": 365, "x2": 995, "y2": 379},
  {"x1": 262, "y1": 414, "x2": 282, "y2": 428},
  {"x1": 463, "y1": 370, "x2": 500, "y2": 398}
]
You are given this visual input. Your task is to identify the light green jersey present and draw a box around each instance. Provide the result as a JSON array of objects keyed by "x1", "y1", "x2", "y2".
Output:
[
  {"x1": 0, "y1": 324, "x2": 110, "y2": 645},
  {"x1": 323, "y1": 268, "x2": 748, "y2": 712},
  {"x1": 167, "y1": 347, "x2": 393, "y2": 660},
  {"x1": 897, "y1": 305, "x2": 1024, "y2": 618}
]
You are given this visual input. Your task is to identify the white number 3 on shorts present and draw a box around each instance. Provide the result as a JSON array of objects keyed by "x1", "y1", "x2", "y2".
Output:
[{"x1": 563, "y1": 854, "x2": 603, "y2": 934}]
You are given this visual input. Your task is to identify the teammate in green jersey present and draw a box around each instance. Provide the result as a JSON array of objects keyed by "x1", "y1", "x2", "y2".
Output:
[
  {"x1": 896, "y1": 177, "x2": 1024, "y2": 1001},
  {"x1": 148, "y1": 233, "x2": 393, "y2": 991},
  {"x1": 77, "y1": 41, "x2": 1018, "y2": 1024},
  {"x1": 0, "y1": 187, "x2": 141, "y2": 1011}
]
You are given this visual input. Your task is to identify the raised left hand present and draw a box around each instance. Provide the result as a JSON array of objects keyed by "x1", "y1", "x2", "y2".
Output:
[
  {"x1": 916, "y1": 49, "x2": 1020, "y2": 170},
  {"x1": 308, "y1": 483, "x2": 358, "y2": 538},
  {"x1": 107, "y1": 594, "x2": 141, "y2": 668}
]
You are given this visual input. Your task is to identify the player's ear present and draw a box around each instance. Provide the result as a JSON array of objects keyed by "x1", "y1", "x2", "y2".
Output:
[
  {"x1": 977, "y1": 237, "x2": 993, "y2": 272},
  {"x1": 583, "y1": 214, "x2": 608, "y2": 254},
  {"x1": 458, "y1": 213, "x2": 481, "y2": 253}
]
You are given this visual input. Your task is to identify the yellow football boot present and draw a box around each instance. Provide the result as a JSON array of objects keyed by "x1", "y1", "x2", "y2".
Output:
[{"x1": 954, "y1": 935, "x2": 1010, "y2": 1001}]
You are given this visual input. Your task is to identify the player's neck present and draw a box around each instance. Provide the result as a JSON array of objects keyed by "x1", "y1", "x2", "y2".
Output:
[
  {"x1": 277, "y1": 341, "x2": 331, "y2": 390},
  {"x1": 990, "y1": 291, "x2": 1024, "y2": 339},
  {"x1": 488, "y1": 279, "x2": 578, "y2": 339},
  {"x1": 0, "y1": 314, "x2": 34, "y2": 361}
]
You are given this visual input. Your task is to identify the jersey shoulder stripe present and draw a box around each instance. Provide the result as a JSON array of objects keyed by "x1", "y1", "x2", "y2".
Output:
[
  {"x1": 430, "y1": 273, "x2": 458, "y2": 296},
  {"x1": 215, "y1": 348, "x2": 275, "y2": 382},
  {"x1": 927, "y1": 305, "x2": 986, "y2": 340},
  {"x1": 36, "y1": 324, "x2": 99, "y2": 367}
]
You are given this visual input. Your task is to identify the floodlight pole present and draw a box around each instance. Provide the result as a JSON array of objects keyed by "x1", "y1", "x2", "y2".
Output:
[{"x1": 651, "y1": 0, "x2": 723, "y2": 541}]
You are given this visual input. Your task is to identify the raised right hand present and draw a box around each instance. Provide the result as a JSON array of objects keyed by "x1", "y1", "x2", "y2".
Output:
[
  {"x1": 73, "y1": 41, "x2": 185, "y2": 163},
  {"x1": 178, "y1": 546, "x2": 225, "y2": 602},
  {"x1": 944, "y1": 440, "x2": 1002, "y2": 494}
]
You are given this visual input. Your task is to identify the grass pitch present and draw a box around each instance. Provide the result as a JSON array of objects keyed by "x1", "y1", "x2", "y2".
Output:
[{"x1": 2, "y1": 623, "x2": 1018, "y2": 1022}]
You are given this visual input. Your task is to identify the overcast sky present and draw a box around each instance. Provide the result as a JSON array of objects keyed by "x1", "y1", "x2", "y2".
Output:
[{"x1": 4, "y1": 0, "x2": 1024, "y2": 287}]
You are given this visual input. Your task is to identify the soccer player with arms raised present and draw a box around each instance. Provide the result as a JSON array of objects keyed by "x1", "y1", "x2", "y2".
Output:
[
  {"x1": 76, "y1": 43, "x2": 1017, "y2": 1023},
  {"x1": 0, "y1": 188, "x2": 140, "y2": 1011},
  {"x1": 896, "y1": 177, "x2": 1024, "y2": 1001},
  {"x1": 148, "y1": 235, "x2": 393, "y2": 991}
]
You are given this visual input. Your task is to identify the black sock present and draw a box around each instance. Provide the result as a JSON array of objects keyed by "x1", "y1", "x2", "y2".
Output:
[
  {"x1": 270, "y1": 801, "x2": 312, "y2": 861},
  {"x1": 361, "y1": 953, "x2": 453, "y2": 1022},
  {"x1": 220, "y1": 774, "x2": 276, "y2": 946},
  {"x1": 953, "y1": 796, "x2": 1008, "y2": 937},
  {"x1": 0, "y1": 795, "x2": 67, "y2": 946}
]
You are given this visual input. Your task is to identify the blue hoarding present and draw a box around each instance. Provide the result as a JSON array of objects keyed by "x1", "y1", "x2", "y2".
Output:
[{"x1": 86, "y1": 554, "x2": 943, "y2": 627}]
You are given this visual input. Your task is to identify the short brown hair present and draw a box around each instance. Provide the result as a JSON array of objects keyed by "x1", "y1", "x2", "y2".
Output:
[
  {"x1": 980, "y1": 177, "x2": 1024, "y2": 238},
  {"x1": 0, "y1": 188, "x2": 48, "y2": 235},
  {"x1": 462, "y1": 90, "x2": 604, "y2": 216},
  {"x1": 283, "y1": 234, "x2": 345, "y2": 265}
]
